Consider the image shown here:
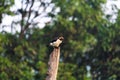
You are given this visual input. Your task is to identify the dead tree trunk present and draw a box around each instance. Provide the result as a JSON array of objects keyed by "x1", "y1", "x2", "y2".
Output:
[{"x1": 46, "y1": 47, "x2": 60, "y2": 80}]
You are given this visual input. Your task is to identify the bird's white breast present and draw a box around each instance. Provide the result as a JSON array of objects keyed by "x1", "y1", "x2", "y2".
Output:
[{"x1": 51, "y1": 39, "x2": 62, "y2": 47}]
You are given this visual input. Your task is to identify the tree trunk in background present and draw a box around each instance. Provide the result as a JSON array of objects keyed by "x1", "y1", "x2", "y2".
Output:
[{"x1": 46, "y1": 47, "x2": 60, "y2": 80}]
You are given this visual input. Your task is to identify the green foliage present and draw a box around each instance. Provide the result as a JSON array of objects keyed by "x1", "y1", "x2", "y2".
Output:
[
  {"x1": 1, "y1": 0, "x2": 120, "y2": 80},
  {"x1": 0, "y1": 32, "x2": 47, "y2": 80},
  {"x1": 57, "y1": 63, "x2": 76, "y2": 80},
  {"x1": 0, "y1": 0, "x2": 14, "y2": 23}
]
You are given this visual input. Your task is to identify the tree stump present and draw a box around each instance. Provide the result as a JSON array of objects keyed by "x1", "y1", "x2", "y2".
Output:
[{"x1": 46, "y1": 47, "x2": 60, "y2": 80}]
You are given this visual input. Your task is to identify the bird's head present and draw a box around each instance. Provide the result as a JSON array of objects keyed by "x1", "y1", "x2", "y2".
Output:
[{"x1": 58, "y1": 36, "x2": 64, "y2": 41}]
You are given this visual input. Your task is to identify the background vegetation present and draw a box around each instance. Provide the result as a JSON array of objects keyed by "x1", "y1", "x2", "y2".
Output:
[{"x1": 0, "y1": 0, "x2": 120, "y2": 80}]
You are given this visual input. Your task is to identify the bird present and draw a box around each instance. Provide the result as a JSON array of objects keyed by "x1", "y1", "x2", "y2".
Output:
[{"x1": 50, "y1": 36, "x2": 64, "y2": 48}]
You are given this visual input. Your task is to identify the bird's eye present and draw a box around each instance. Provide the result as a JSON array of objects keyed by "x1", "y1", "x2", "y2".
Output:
[
  {"x1": 60, "y1": 38, "x2": 63, "y2": 40},
  {"x1": 59, "y1": 37, "x2": 64, "y2": 40}
]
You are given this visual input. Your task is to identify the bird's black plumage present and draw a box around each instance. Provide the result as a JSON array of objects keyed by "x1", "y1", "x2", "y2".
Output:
[{"x1": 50, "y1": 37, "x2": 58, "y2": 42}]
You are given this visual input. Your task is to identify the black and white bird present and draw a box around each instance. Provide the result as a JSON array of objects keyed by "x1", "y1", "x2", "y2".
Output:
[{"x1": 50, "y1": 36, "x2": 64, "y2": 48}]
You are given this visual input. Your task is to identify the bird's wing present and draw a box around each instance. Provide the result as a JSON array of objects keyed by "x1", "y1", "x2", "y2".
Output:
[{"x1": 50, "y1": 37, "x2": 58, "y2": 42}]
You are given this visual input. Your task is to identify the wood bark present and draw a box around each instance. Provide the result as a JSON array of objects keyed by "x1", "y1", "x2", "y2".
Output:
[{"x1": 46, "y1": 47, "x2": 60, "y2": 80}]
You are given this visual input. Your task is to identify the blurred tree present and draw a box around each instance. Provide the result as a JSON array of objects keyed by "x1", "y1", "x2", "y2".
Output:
[
  {"x1": 43, "y1": 0, "x2": 107, "y2": 79},
  {"x1": 42, "y1": 0, "x2": 120, "y2": 80},
  {"x1": 0, "y1": 0, "x2": 50, "y2": 80},
  {"x1": 0, "y1": 0, "x2": 14, "y2": 23},
  {"x1": 0, "y1": 0, "x2": 120, "y2": 80}
]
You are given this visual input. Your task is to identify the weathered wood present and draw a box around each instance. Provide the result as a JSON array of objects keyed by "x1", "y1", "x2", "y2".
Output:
[{"x1": 46, "y1": 47, "x2": 60, "y2": 80}]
